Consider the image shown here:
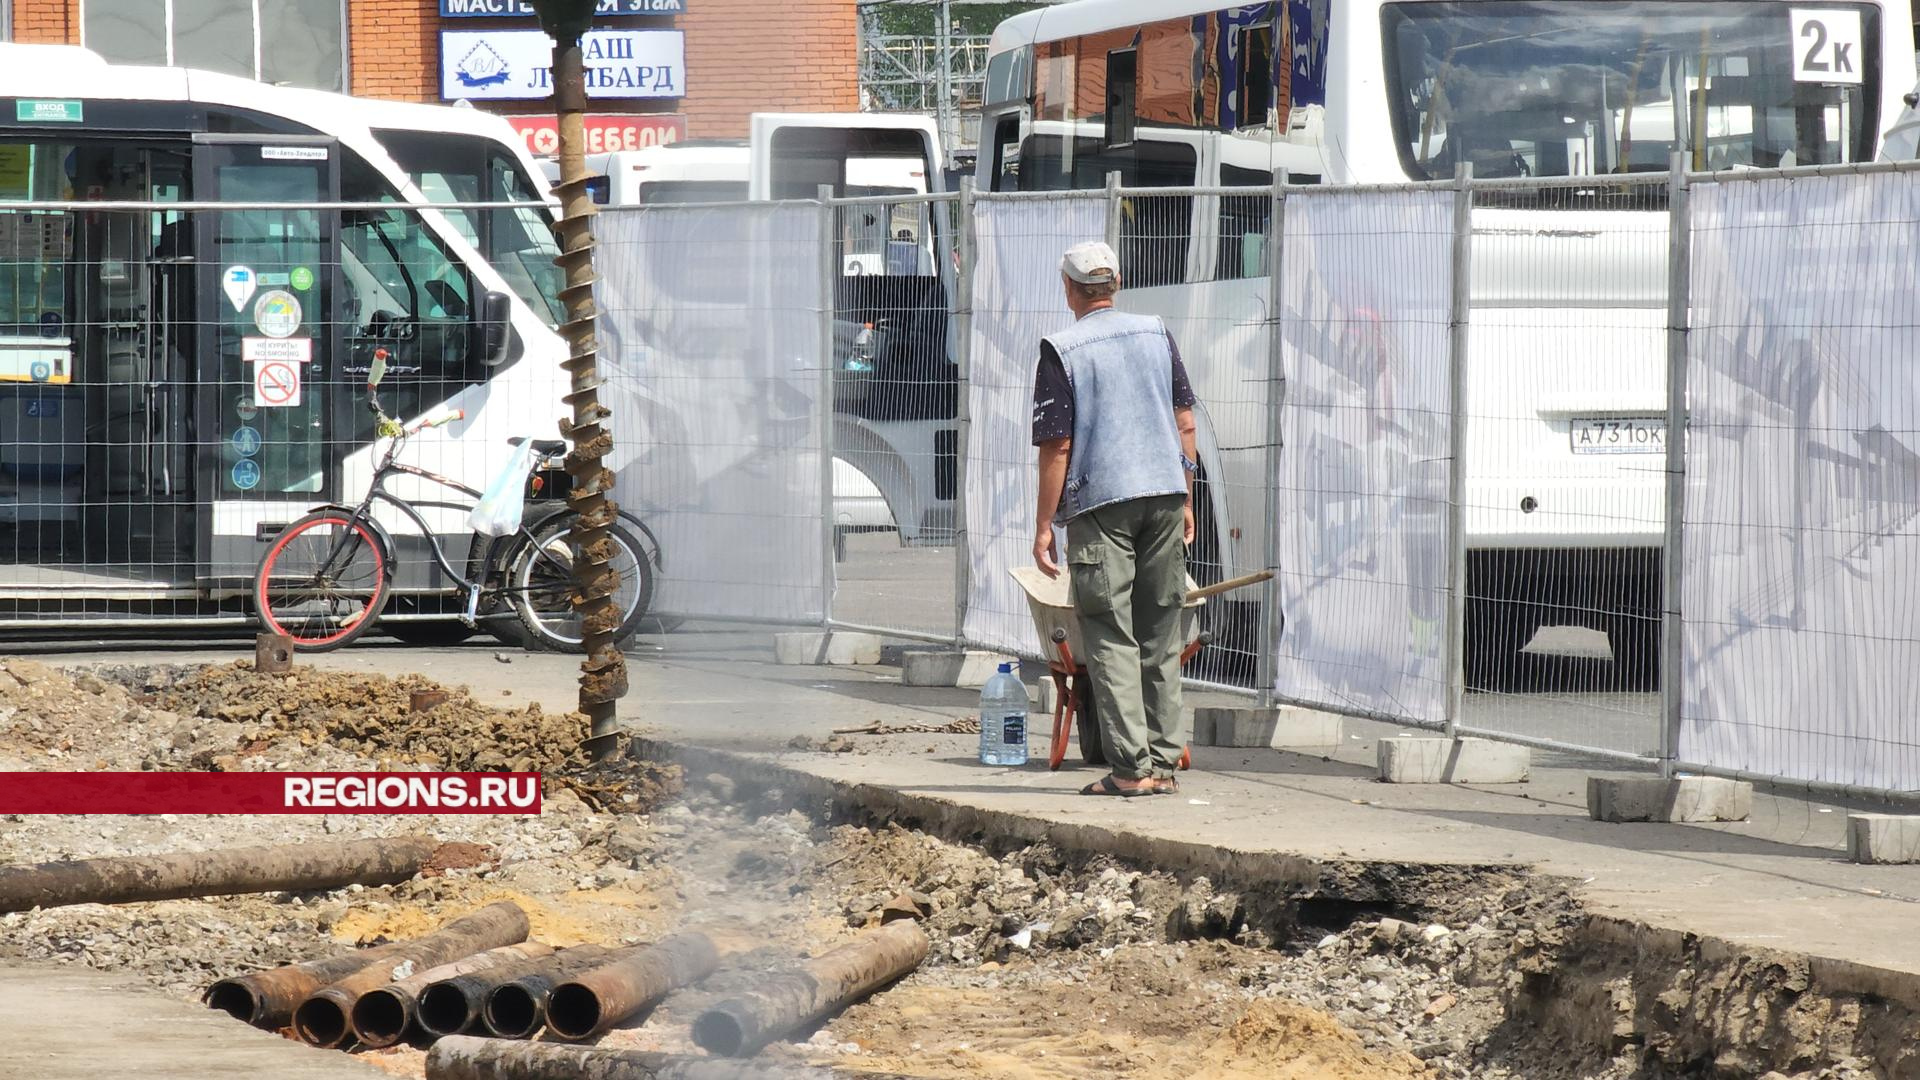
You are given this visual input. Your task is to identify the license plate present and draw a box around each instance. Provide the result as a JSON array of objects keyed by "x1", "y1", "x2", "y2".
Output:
[{"x1": 1569, "y1": 416, "x2": 1665, "y2": 455}]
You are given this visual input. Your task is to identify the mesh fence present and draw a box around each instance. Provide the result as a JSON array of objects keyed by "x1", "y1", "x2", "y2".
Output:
[
  {"x1": 0, "y1": 199, "x2": 569, "y2": 635},
  {"x1": 1271, "y1": 187, "x2": 1454, "y2": 726},
  {"x1": 1681, "y1": 170, "x2": 1920, "y2": 792},
  {"x1": 825, "y1": 194, "x2": 962, "y2": 641},
  {"x1": 1453, "y1": 174, "x2": 1671, "y2": 759},
  {"x1": 598, "y1": 202, "x2": 828, "y2": 625},
  {"x1": 27, "y1": 164, "x2": 1920, "y2": 800}
]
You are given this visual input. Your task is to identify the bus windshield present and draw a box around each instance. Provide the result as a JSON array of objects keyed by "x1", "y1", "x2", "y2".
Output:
[
  {"x1": 1384, "y1": 1, "x2": 1880, "y2": 181},
  {"x1": 372, "y1": 129, "x2": 565, "y2": 326}
]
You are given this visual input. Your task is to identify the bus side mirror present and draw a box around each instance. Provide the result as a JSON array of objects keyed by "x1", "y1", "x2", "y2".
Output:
[{"x1": 474, "y1": 290, "x2": 512, "y2": 368}]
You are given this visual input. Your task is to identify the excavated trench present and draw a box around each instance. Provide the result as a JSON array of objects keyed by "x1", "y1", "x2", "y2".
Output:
[{"x1": 0, "y1": 660, "x2": 1912, "y2": 1080}]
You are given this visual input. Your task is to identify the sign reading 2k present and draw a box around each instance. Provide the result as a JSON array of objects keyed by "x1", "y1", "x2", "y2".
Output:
[{"x1": 440, "y1": 29, "x2": 686, "y2": 101}]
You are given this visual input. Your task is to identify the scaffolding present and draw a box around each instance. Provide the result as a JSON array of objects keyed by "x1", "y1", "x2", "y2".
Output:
[{"x1": 857, "y1": 0, "x2": 1057, "y2": 169}]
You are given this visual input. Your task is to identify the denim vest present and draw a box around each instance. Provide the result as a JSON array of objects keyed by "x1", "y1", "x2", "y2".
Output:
[{"x1": 1045, "y1": 308, "x2": 1186, "y2": 523}]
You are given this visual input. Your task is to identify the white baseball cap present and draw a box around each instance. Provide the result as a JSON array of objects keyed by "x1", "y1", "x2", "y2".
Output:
[{"x1": 1060, "y1": 241, "x2": 1120, "y2": 285}]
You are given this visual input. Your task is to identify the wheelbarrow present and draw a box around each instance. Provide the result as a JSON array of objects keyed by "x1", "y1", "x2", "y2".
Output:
[{"x1": 1008, "y1": 566, "x2": 1275, "y2": 771}]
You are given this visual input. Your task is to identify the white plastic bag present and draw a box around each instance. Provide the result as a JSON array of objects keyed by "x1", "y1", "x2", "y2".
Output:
[{"x1": 468, "y1": 440, "x2": 537, "y2": 537}]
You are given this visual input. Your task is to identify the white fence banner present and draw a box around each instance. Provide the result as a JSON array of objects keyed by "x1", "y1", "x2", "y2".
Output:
[
  {"x1": 1271, "y1": 190, "x2": 1454, "y2": 724},
  {"x1": 598, "y1": 202, "x2": 827, "y2": 624},
  {"x1": 1683, "y1": 173, "x2": 1920, "y2": 790},
  {"x1": 961, "y1": 195, "x2": 1107, "y2": 656}
]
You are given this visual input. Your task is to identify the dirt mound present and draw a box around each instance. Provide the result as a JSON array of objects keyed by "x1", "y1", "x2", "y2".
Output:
[
  {"x1": 1184, "y1": 1000, "x2": 1427, "y2": 1079},
  {"x1": 145, "y1": 662, "x2": 587, "y2": 774}
]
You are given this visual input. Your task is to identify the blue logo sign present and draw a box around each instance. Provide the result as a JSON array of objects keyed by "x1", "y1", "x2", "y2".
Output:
[
  {"x1": 25, "y1": 397, "x2": 58, "y2": 418},
  {"x1": 454, "y1": 41, "x2": 513, "y2": 88},
  {"x1": 231, "y1": 426, "x2": 262, "y2": 458},
  {"x1": 439, "y1": 0, "x2": 684, "y2": 16},
  {"x1": 28, "y1": 361, "x2": 50, "y2": 382},
  {"x1": 231, "y1": 458, "x2": 262, "y2": 491}
]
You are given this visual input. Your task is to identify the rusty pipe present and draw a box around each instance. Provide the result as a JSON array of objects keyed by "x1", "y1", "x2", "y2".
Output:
[
  {"x1": 418, "y1": 944, "x2": 619, "y2": 1038},
  {"x1": 351, "y1": 942, "x2": 556, "y2": 1049},
  {"x1": 1, "y1": 835, "x2": 436, "y2": 915},
  {"x1": 544, "y1": 932, "x2": 722, "y2": 1041},
  {"x1": 479, "y1": 943, "x2": 648, "y2": 1039},
  {"x1": 208, "y1": 938, "x2": 417, "y2": 1031},
  {"x1": 292, "y1": 900, "x2": 530, "y2": 1048},
  {"x1": 426, "y1": 1036, "x2": 887, "y2": 1080},
  {"x1": 691, "y1": 921, "x2": 929, "y2": 1058}
]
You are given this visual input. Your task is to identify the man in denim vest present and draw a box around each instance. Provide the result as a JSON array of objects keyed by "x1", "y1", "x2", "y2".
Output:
[{"x1": 1032, "y1": 241, "x2": 1200, "y2": 797}]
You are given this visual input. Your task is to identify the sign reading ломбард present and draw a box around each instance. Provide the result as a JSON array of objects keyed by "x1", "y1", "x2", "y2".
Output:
[{"x1": 441, "y1": 29, "x2": 685, "y2": 101}]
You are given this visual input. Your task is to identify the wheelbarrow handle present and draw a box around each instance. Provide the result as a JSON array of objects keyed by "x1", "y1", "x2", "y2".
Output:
[{"x1": 1185, "y1": 569, "x2": 1275, "y2": 603}]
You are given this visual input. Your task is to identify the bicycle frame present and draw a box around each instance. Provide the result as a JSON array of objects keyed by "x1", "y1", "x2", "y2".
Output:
[{"x1": 312, "y1": 432, "x2": 573, "y2": 627}]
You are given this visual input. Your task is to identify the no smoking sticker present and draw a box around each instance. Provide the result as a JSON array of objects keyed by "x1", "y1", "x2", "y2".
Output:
[{"x1": 253, "y1": 359, "x2": 302, "y2": 408}]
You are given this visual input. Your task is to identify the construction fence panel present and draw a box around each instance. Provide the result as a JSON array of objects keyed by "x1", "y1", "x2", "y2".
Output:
[
  {"x1": 1452, "y1": 175, "x2": 1671, "y2": 759},
  {"x1": 960, "y1": 193, "x2": 1107, "y2": 657},
  {"x1": 1119, "y1": 187, "x2": 1274, "y2": 687},
  {"x1": 824, "y1": 194, "x2": 963, "y2": 642},
  {"x1": 1681, "y1": 171, "x2": 1920, "y2": 792},
  {"x1": 597, "y1": 201, "x2": 829, "y2": 625},
  {"x1": 1271, "y1": 187, "x2": 1454, "y2": 727}
]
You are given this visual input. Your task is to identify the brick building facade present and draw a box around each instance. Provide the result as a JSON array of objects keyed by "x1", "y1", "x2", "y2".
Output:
[{"x1": 13, "y1": 0, "x2": 859, "y2": 141}]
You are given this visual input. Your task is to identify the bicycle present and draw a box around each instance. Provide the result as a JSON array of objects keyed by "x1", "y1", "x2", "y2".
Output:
[{"x1": 253, "y1": 353, "x2": 658, "y2": 652}]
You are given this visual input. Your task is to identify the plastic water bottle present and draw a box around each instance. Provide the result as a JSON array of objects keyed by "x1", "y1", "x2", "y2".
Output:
[{"x1": 978, "y1": 662, "x2": 1030, "y2": 766}]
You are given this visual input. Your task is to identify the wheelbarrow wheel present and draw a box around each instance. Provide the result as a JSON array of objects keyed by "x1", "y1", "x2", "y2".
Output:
[{"x1": 1076, "y1": 684, "x2": 1107, "y2": 766}]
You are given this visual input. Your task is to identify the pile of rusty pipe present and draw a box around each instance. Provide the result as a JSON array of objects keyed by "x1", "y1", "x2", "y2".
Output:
[
  {"x1": 544, "y1": 931, "x2": 723, "y2": 1041},
  {"x1": 1, "y1": 835, "x2": 437, "y2": 915},
  {"x1": 417, "y1": 944, "x2": 620, "y2": 1038},
  {"x1": 426, "y1": 1036, "x2": 896, "y2": 1080},
  {"x1": 350, "y1": 942, "x2": 556, "y2": 1049},
  {"x1": 691, "y1": 921, "x2": 929, "y2": 1058},
  {"x1": 292, "y1": 900, "x2": 530, "y2": 1049}
]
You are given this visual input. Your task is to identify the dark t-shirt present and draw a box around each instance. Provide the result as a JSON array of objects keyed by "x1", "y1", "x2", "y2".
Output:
[{"x1": 1031, "y1": 324, "x2": 1196, "y2": 446}]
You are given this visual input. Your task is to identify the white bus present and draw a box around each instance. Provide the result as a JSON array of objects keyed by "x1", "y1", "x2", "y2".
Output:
[
  {"x1": 980, "y1": 0, "x2": 1909, "y2": 675},
  {"x1": 0, "y1": 44, "x2": 585, "y2": 639}
]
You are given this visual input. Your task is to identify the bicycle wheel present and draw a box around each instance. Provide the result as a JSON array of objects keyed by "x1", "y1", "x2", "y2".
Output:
[
  {"x1": 255, "y1": 512, "x2": 391, "y2": 651},
  {"x1": 507, "y1": 515, "x2": 653, "y2": 652}
]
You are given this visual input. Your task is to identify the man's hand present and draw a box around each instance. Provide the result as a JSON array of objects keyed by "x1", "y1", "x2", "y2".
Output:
[
  {"x1": 1183, "y1": 502, "x2": 1196, "y2": 545},
  {"x1": 1034, "y1": 529, "x2": 1060, "y2": 578}
]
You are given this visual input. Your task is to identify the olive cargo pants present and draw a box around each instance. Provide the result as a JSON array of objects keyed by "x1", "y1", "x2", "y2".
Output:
[{"x1": 1065, "y1": 493, "x2": 1188, "y2": 780}]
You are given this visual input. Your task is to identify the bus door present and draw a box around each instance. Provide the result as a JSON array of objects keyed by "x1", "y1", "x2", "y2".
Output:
[
  {"x1": 191, "y1": 135, "x2": 340, "y2": 585},
  {"x1": 750, "y1": 115, "x2": 957, "y2": 539}
]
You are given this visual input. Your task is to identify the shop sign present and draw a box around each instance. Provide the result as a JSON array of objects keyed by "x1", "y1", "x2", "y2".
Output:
[
  {"x1": 507, "y1": 114, "x2": 685, "y2": 157},
  {"x1": 439, "y1": 0, "x2": 685, "y2": 16},
  {"x1": 441, "y1": 29, "x2": 685, "y2": 101}
]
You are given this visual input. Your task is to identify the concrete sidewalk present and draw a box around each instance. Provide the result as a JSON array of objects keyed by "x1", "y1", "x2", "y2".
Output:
[
  {"x1": 48, "y1": 627, "x2": 1920, "y2": 992},
  {"x1": 0, "y1": 964, "x2": 383, "y2": 1079}
]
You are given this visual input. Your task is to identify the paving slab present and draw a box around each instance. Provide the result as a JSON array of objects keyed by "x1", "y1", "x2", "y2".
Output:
[
  {"x1": 0, "y1": 962, "x2": 384, "y2": 1079},
  {"x1": 45, "y1": 628, "x2": 1920, "y2": 988}
]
